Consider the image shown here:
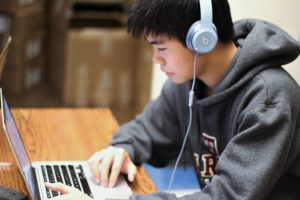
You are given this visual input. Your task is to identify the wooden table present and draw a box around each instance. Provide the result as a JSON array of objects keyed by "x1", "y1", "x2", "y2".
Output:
[{"x1": 0, "y1": 108, "x2": 156, "y2": 198}]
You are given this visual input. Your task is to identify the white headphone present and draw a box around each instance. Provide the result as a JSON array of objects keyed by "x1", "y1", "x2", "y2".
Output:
[{"x1": 186, "y1": 0, "x2": 218, "y2": 54}]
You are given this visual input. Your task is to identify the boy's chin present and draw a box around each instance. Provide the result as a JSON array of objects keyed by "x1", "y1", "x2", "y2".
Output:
[{"x1": 171, "y1": 78, "x2": 190, "y2": 84}]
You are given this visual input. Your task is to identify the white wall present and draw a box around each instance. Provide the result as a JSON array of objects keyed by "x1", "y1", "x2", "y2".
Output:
[{"x1": 150, "y1": 0, "x2": 300, "y2": 100}]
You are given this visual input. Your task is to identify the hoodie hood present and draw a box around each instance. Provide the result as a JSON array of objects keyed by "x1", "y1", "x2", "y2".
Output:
[{"x1": 212, "y1": 18, "x2": 300, "y2": 95}]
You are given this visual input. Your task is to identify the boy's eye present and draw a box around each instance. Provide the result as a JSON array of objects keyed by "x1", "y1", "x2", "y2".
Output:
[{"x1": 158, "y1": 47, "x2": 166, "y2": 51}]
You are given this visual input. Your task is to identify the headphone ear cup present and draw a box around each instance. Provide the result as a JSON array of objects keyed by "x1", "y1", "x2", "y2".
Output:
[{"x1": 186, "y1": 21, "x2": 218, "y2": 54}]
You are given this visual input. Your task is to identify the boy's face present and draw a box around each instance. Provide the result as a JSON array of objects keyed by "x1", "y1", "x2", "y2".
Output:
[{"x1": 146, "y1": 34, "x2": 196, "y2": 84}]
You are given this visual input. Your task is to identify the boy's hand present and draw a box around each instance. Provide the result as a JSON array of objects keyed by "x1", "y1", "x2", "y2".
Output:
[
  {"x1": 88, "y1": 146, "x2": 137, "y2": 187},
  {"x1": 45, "y1": 182, "x2": 93, "y2": 200}
]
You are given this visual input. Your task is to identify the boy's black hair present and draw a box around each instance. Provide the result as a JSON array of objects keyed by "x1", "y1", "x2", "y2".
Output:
[{"x1": 127, "y1": 0, "x2": 234, "y2": 46}]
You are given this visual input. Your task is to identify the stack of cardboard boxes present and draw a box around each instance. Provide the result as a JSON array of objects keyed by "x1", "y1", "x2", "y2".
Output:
[
  {"x1": 0, "y1": 0, "x2": 46, "y2": 95},
  {"x1": 48, "y1": 0, "x2": 153, "y2": 123}
]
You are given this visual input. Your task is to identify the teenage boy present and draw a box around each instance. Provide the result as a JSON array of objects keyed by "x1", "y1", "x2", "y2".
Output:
[{"x1": 47, "y1": 0, "x2": 300, "y2": 199}]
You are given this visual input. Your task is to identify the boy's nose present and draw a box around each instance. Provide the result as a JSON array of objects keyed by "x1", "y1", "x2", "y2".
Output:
[{"x1": 152, "y1": 51, "x2": 164, "y2": 66}]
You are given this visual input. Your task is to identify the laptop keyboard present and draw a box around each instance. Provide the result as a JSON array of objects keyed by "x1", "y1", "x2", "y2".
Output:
[{"x1": 41, "y1": 164, "x2": 93, "y2": 198}]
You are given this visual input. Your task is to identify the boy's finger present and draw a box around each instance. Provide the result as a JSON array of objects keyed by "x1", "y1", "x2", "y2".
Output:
[
  {"x1": 88, "y1": 151, "x2": 104, "y2": 184},
  {"x1": 100, "y1": 148, "x2": 115, "y2": 187},
  {"x1": 127, "y1": 163, "x2": 137, "y2": 182},
  {"x1": 108, "y1": 149, "x2": 124, "y2": 187},
  {"x1": 45, "y1": 182, "x2": 78, "y2": 194}
]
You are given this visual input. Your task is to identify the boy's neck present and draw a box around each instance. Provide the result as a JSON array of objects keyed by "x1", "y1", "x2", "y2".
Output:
[{"x1": 198, "y1": 41, "x2": 238, "y2": 89}]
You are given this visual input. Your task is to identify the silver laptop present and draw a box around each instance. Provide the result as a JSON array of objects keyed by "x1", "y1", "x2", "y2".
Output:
[{"x1": 0, "y1": 88, "x2": 132, "y2": 200}]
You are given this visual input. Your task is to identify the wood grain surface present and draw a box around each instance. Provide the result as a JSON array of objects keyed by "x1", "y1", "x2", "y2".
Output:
[{"x1": 0, "y1": 108, "x2": 156, "y2": 198}]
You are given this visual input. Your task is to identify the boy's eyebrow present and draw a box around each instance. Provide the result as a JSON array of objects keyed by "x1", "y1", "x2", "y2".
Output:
[{"x1": 148, "y1": 39, "x2": 164, "y2": 45}]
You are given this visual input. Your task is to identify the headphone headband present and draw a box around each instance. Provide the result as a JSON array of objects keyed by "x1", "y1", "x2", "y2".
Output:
[{"x1": 200, "y1": 0, "x2": 213, "y2": 29}]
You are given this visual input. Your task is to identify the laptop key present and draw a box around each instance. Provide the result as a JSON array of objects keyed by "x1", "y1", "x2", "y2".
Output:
[
  {"x1": 46, "y1": 187, "x2": 51, "y2": 198},
  {"x1": 54, "y1": 165, "x2": 63, "y2": 183},
  {"x1": 46, "y1": 165, "x2": 55, "y2": 183},
  {"x1": 77, "y1": 165, "x2": 93, "y2": 198},
  {"x1": 41, "y1": 165, "x2": 52, "y2": 198},
  {"x1": 41, "y1": 166, "x2": 48, "y2": 182},
  {"x1": 79, "y1": 176, "x2": 93, "y2": 198},
  {"x1": 61, "y1": 165, "x2": 72, "y2": 186},
  {"x1": 52, "y1": 191, "x2": 59, "y2": 197},
  {"x1": 68, "y1": 165, "x2": 81, "y2": 190}
]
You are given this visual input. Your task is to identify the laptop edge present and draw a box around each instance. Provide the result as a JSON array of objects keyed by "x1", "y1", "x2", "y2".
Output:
[{"x1": 0, "y1": 88, "x2": 38, "y2": 200}]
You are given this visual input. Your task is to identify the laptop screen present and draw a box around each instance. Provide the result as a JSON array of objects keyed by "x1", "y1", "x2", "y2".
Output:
[{"x1": 0, "y1": 89, "x2": 38, "y2": 200}]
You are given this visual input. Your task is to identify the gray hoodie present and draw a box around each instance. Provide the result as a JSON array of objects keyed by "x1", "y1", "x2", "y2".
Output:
[{"x1": 111, "y1": 19, "x2": 300, "y2": 199}]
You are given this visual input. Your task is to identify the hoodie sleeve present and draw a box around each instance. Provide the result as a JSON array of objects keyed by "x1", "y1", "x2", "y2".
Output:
[
  {"x1": 110, "y1": 80, "x2": 184, "y2": 166},
  {"x1": 129, "y1": 100, "x2": 298, "y2": 200}
]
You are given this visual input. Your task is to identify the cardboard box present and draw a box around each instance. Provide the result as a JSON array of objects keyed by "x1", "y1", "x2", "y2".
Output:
[
  {"x1": 0, "y1": 4, "x2": 46, "y2": 95},
  {"x1": 0, "y1": 3, "x2": 45, "y2": 66},
  {"x1": 63, "y1": 27, "x2": 136, "y2": 107},
  {"x1": 0, "y1": 14, "x2": 10, "y2": 44},
  {"x1": 0, "y1": 0, "x2": 43, "y2": 13},
  {"x1": 7, "y1": 30, "x2": 45, "y2": 66},
  {"x1": 46, "y1": 0, "x2": 153, "y2": 123},
  {"x1": 0, "y1": 57, "x2": 45, "y2": 94},
  {"x1": 10, "y1": 5, "x2": 45, "y2": 37},
  {"x1": 134, "y1": 39, "x2": 153, "y2": 113}
]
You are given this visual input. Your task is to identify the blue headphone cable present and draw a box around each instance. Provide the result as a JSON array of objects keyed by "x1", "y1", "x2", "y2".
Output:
[{"x1": 168, "y1": 53, "x2": 199, "y2": 191}]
